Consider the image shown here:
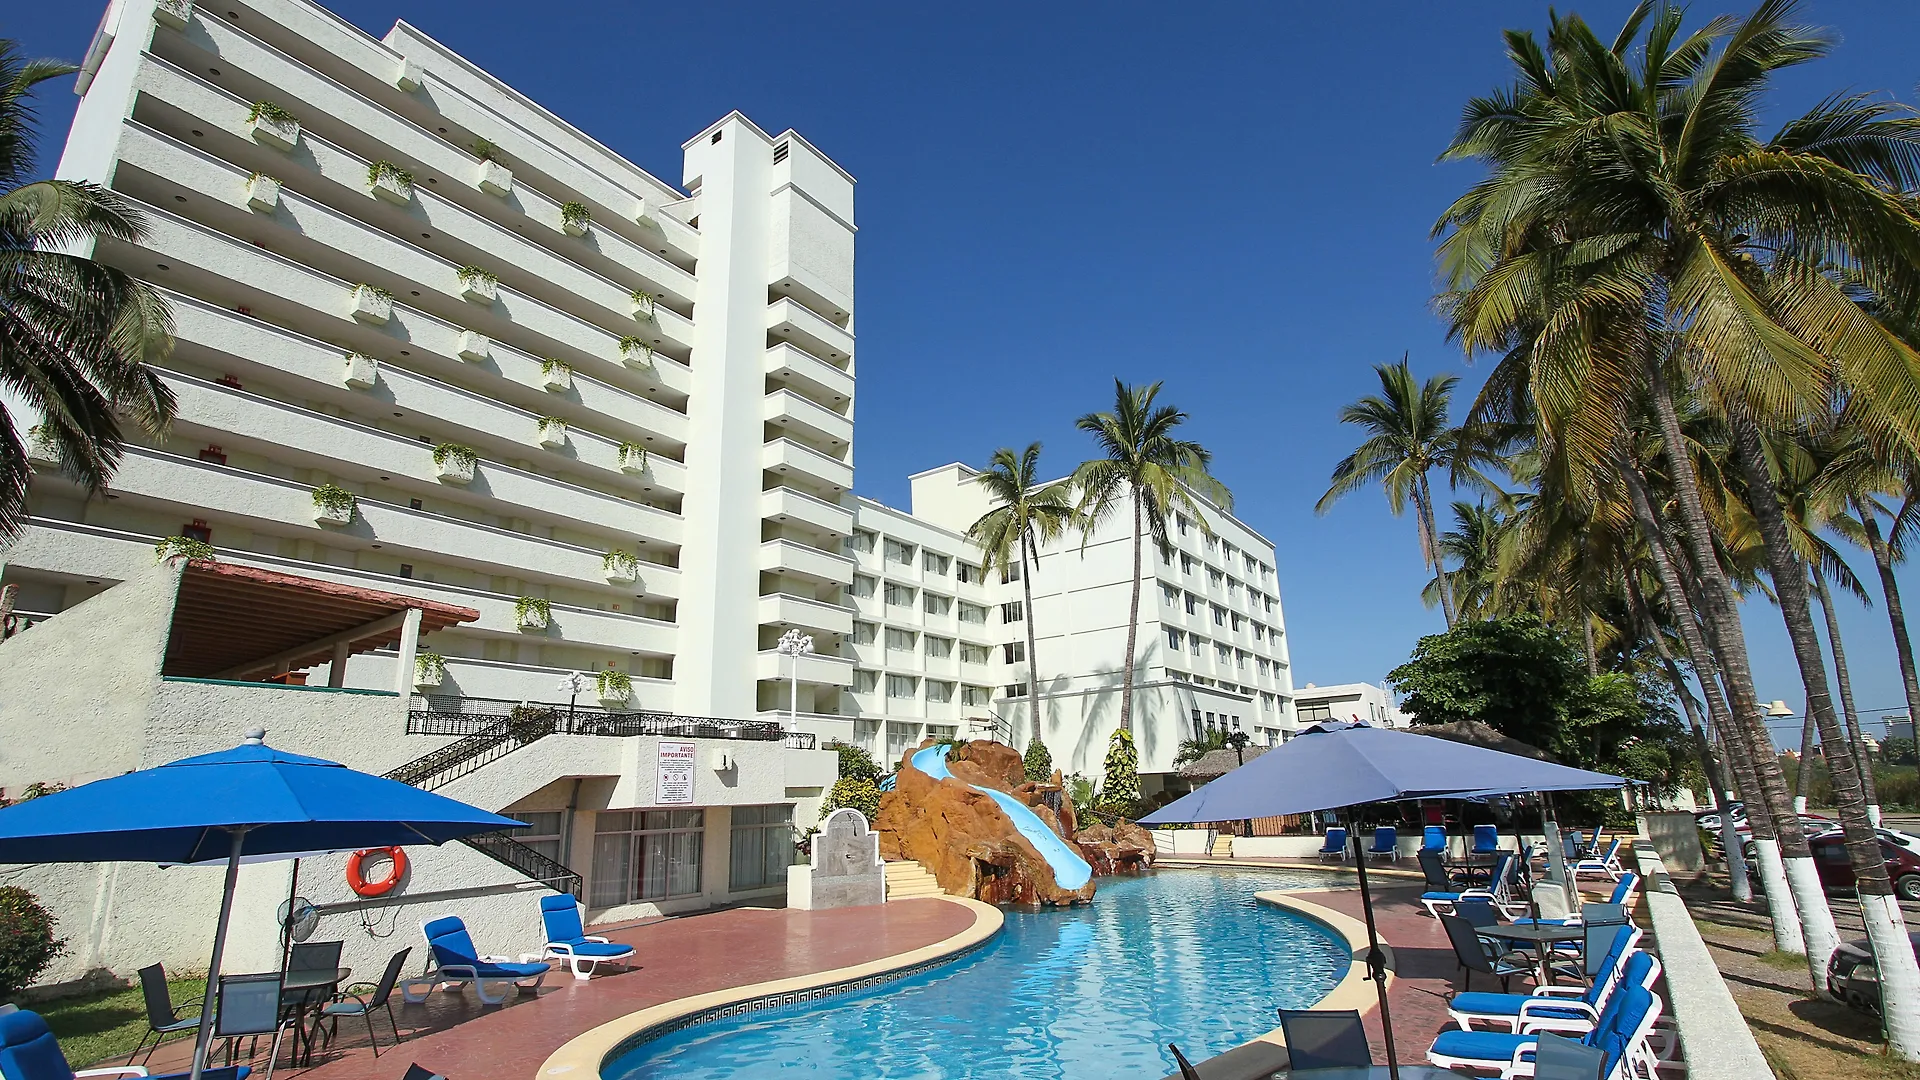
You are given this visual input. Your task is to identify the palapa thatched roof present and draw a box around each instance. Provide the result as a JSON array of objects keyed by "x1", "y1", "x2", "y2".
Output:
[
  {"x1": 1410, "y1": 720, "x2": 1556, "y2": 761},
  {"x1": 1176, "y1": 744, "x2": 1272, "y2": 779}
]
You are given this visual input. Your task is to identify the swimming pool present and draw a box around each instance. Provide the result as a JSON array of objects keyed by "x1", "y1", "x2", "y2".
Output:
[{"x1": 606, "y1": 870, "x2": 1349, "y2": 1079}]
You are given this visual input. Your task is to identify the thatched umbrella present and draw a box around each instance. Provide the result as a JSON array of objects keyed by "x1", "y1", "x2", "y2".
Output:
[
  {"x1": 1175, "y1": 743, "x2": 1271, "y2": 780},
  {"x1": 1411, "y1": 719, "x2": 1556, "y2": 761}
]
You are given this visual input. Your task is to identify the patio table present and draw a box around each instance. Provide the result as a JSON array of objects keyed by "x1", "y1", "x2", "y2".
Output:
[
  {"x1": 1483, "y1": 922, "x2": 1585, "y2": 985},
  {"x1": 281, "y1": 966, "x2": 349, "y2": 1066}
]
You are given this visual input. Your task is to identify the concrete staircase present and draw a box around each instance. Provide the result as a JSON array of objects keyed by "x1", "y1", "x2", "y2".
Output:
[
  {"x1": 884, "y1": 859, "x2": 944, "y2": 901},
  {"x1": 1210, "y1": 834, "x2": 1234, "y2": 858}
]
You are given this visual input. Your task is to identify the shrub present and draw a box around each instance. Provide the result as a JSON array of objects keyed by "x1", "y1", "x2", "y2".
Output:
[
  {"x1": 311, "y1": 484, "x2": 356, "y2": 519},
  {"x1": 455, "y1": 265, "x2": 498, "y2": 288},
  {"x1": 0, "y1": 887, "x2": 66, "y2": 999},
  {"x1": 559, "y1": 201, "x2": 592, "y2": 230},
  {"x1": 154, "y1": 536, "x2": 215, "y2": 563},
  {"x1": 414, "y1": 652, "x2": 447, "y2": 684},
  {"x1": 821, "y1": 776, "x2": 880, "y2": 823},
  {"x1": 1023, "y1": 736, "x2": 1053, "y2": 782},
  {"x1": 629, "y1": 289, "x2": 657, "y2": 318},
  {"x1": 432, "y1": 442, "x2": 477, "y2": 469},
  {"x1": 1096, "y1": 728, "x2": 1141, "y2": 817},
  {"x1": 353, "y1": 283, "x2": 393, "y2": 302},
  {"x1": 366, "y1": 160, "x2": 413, "y2": 189},
  {"x1": 506, "y1": 704, "x2": 556, "y2": 743},
  {"x1": 602, "y1": 550, "x2": 639, "y2": 578},
  {"x1": 246, "y1": 101, "x2": 296, "y2": 125},
  {"x1": 470, "y1": 137, "x2": 500, "y2": 162},
  {"x1": 539, "y1": 358, "x2": 571, "y2": 378},
  {"x1": 594, "y1": 668, "x2": 632, "y2": 698},
  {"x1": 514, "y1": 596, "x2": 551, "y2": 626},
  {"x1": 826, "y1": 741, "x2": 880, "y2": 781}
]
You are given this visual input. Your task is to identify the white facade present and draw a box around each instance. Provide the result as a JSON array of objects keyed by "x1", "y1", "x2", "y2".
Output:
[{"x1": 1294, "y1": 681, "x2": 1406, "y2": 729}]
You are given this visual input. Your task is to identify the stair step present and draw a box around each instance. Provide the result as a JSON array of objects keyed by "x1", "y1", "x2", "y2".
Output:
[{"x1": 883, "y1": 858, "x2": 944, "y2": 900}]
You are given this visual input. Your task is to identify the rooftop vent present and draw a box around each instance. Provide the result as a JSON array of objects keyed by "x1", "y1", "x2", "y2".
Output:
[{"x1": 773, "y1": 141, "x2": 790, "y2": 164}]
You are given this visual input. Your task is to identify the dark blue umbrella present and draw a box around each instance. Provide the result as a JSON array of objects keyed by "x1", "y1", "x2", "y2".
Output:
[
  {"x1": 1140, "y1": 721, "x2": 1626, "y2": 1080},
  {"x1": 0, "y1": 729, "x2": 522, "y2": 1080}
]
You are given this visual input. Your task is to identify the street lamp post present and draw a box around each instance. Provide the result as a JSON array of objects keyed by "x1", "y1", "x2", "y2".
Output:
[
  {"x1": 557, "y1": 671, "x2": 586, "y2": 730},
  {"x1": 777, "y1": 629, "x2": 814, "y2": 730}
]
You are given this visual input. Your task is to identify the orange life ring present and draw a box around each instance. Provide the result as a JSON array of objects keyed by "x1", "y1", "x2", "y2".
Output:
[{"x1": 346, "y1": 847, "x2": 408, "y2": 897}]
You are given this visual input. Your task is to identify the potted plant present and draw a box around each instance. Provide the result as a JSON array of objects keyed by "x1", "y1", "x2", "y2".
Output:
[
  {"x1": 414, "y1": 651, "x2": 447, "y2": 689},
  {"x1": 595, "y1": 669, "x2": 633, "y2": 706},
  {"x1": 472, "y1": 138, "x2": 513, "y2": 197},
  {"x1": 432, "y1": 442, "x2": 477, "y2": 484},
  {"x1": 350, "y1": 283, "x2": 392, "y2": 324},
  {"x1": 514, "y1": 595, "x2": 551, "y2": 632},
  {"x1": 559, "y1": 201, "x2": 592, "y2": 237},
  {"x1": 506, "y1": 703, "x2": 556, "y2": 742},
  {"x1": 535, "y1": 416, "x2": 568, "y2": 449},
  {"x1": 618, "y1": 336, "x2": 654, "y2": 371},
  {"x1": 154, "y1": 535, "x2": 216, "y2": 563},
  {"x1": 24, "y1": 425, "x2": 59, "y2": 466},
  {"x1": 342, "y1": 353, "x2": 378, "y2": 389},
  {"x1": 246, "y1": 101, "x2": 300, "y2": 151},
  {"x1": 153, "y1": 0, "x2": 193, "y2": 30},
  {"x1": 244, "y1": 172, "x2": 280, "y2": 212},
  {"x1": 311, "y1": 483, "x2": 357, "y2": 526},
  {"x1": 617, "y1": 442, "x2": 648, "y2": 476},
  {"x1": 629, "y1": 289, "x2": 657, "y2": 322},
  {"x1": 603, "y1": 549, "x2": 639, "y2": 585},
  {"x1": 539, "y1": 359, "x2": 573, "y2": 393},
  {"x1": 456, "y1": 265, "x2": 498, "y2": 305},
  {"x1": 367, "y1": 160, "x2": 415, "y2": 204},
  {"x1": 456, "y1": 329, "x2": 490, "y2": 362}
]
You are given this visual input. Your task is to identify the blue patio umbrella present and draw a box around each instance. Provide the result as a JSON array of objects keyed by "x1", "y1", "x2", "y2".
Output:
[
  {"x1": 0, "y1": 728, "x2": 523, "y2": 1080},
  {"x1": 1140, "y1": 721, "x2": 1626, "y2": 1080}
]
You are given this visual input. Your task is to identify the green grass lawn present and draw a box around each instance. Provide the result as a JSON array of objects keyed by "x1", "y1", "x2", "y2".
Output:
[{"x1": 36, "y1": 976, "x2": 205, "y2": 1068}]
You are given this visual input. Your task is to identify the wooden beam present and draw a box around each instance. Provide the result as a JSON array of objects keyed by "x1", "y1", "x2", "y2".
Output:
[{"x1": 210, "y1": 610, "x2": 412, "y2": 680}]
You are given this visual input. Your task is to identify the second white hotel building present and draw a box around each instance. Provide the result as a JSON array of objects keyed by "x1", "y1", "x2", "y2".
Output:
[{"x1": 12, "y1": 0, "x2": 1294, "y2": 788}]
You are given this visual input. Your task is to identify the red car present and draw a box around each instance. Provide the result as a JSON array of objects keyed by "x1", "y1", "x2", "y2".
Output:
[{"x1": 1810, "y1": 832, "x2": 1920, "y2": 901}]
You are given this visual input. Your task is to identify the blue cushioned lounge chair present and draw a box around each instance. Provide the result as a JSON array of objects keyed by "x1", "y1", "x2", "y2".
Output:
[
  {"x1": 1317, "y1": 827, "x2": 1348, "y2": 862},
  {"x1": 1365, "y1": 826, "x2": 1399, "y2": 863},
  {"x1": 1422, "y1": 825, "x2": 1447, "y2": 854},
  {"x1": 0, "y1": 1008, "x2": 249, "y2": 1080},
  {"x1": 1446, "y1": 930, "x2": 1644, "y2": 1033},
  {"x1": 1472, "y1": 823, "x2": 1500, "y2": 855},
  {"x1": 402, "y1": 916, "x2": 551, "y2": 1005},
  {"x1": 1428, "y1": 982, "x2": 1664, "y2": 1079},
  {"x1": 1575, "y1": 837, "x2": 1626, "y2": 881},
  {"x1": 1420, "y1": 850, "x2": 1522, "y2": 918},
  {"x1": 539, "y1": 894, "x2": 636, "y2": 981}
]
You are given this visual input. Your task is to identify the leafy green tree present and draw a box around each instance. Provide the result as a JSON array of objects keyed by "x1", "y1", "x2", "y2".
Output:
[
  {"x1": 0, "y1": 886, "x2": 64, "y2": 998},
  {"x1": 1173, "y1": 728, "x2": 1229, "y2": 767},
  {"x1": 1881, "y1": 737, "x2": 1917, "y2": 768},
  {"x1": 1, "y1": 41, "x2": 178, "y2": 536},
  {"x1": 1389, "y1": 615, "x2": 1589, "y2": 754},
  {"x1": 827, "y1": 741, "x2": 880, "y2": 782},
  {"x1": 820, "y1": 776, "x2": 880, "y2": 823},
  {"x1": 1095, "y1": 728, "x2": 1141, "y2": 817},
  {"x1": 1074, "y1": 380, "x2": 1230, "y2": 734},
  {"x1": 966, "y1": 444, "x2": 1076, "y2": 735},
  {"x1": 1022, "y1": 736, "x2": 1053, "y2": 782}
]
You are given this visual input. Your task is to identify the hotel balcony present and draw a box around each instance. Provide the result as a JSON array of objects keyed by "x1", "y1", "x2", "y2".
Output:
[
  {"x1": 760, "y1": 486, "x2": 854, "y2": 540},
  {"x1": 761, "y1": 438, "x2": 852, "y2": 495},
  {"x1": 754, "y1": 649, "x2": 856, "y2": 688},
  {"x1": 758, "y1": 539, "x2": 855, "y2": 587},
  {"x1": 766, "y1": 297, "x2": 854, "y2": 363},
  {"x1": 765, "y1": 342, "x2": 854, "y2": 408},
  {"x1": 763, "y1": 389, "x2": 852, "y2": 449},
  {"x1": 757, "y1": 592, "x2": 854, "y2": 637}
]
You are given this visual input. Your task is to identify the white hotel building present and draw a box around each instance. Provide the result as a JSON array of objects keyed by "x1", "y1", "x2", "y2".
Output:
[{"x1": 0, "y1": 0, "x2": 1294, "y2": 969}]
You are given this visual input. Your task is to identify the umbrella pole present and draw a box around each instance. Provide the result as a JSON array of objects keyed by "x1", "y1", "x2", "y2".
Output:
[
  {"x1": 190, "y1": 828, "x2": 248, "y2": 1080},
  {"x1": 1348, "y1": 811, "x2": 1399, "y2": 1080},
  {"x1": 280, "y1": 858, "x2": 300, "y2": 971}
]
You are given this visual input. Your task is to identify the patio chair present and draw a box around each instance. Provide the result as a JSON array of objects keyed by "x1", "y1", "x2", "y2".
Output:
[
  {"x1": 128, "y1": 962, "x2": 202, "y2": 1066},
  {"x1": 1511, "y1": 875, "x2": 1641, "y2": 929},
  {"x1": 1421, "y1": 851, "x2": 1523, "y2": 918},
  {"x1": 1428, "y1": 982, "x2": 1663, "y2": 1079},
  {"x1": 1166, "y1": 1043, "x2": 1202, "y2": 1080},
  {"x1": 317, "y1": 947, "x2": 411, "y2": 1056},
  {"x1": 1422, "y1": 825, "x2": 1448, "y2": 855},
  {"x1": 1440, "y1": 912, "x2": 1534, "y2": 993},
  {"x1": 401, "y1": 1067, "x2": 448, "y2": 1080},
  {"x1": 214, "y1": 972, "x2": 298, "y2": 1080},
  {"x1": 1276, "y1": 1009, "x2": 1370, "y2": 1070},
  {"x1": 1518, "y1": 1031, "x2": 1610, "y2": 1080},
  {"x1": 402, "y1": 916, "x2": 552, "y2": 1005},
  {"x1": 1446, "y1": 927, "x2": 1641, "y2": 1033},
  {"x1": 538, "y1": 894, "x2": 636, "y2": 981},
  {"x1": 0, "y1": 1008, "x2": 250, "y2": 1080},
  {"x1": 1364, "y1": 826, "x2": 1399, "y2": 863},
  {"x1": 1574, "y1": 838, "x2": 1625, "y2": 881},
  {"x1": 1316, "y1": 827, "x2": 1348, "y2": 862}
]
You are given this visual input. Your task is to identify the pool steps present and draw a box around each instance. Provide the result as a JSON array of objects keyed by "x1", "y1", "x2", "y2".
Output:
[{"x1": 883, "y1": 859, "x2": 944, "y2": 900}]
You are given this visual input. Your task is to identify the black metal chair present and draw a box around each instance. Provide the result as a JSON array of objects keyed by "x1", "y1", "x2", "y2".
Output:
[
  {"x1": 214, "y1": 972, "x2": 296, "y2": 1080},
  {"x1": 1276, "y1": 1008, "x2": 1370, "y2": 1071},
  {"x1": 283, "y1": 940, "x2": 345, "y2": 1062},
  {"x1": 402, "y1": 1066, "x2": 448, "y2": 1080},
  {"x1": 1439, "y1": 912, "x2": 1533, "y2": 993},
  {"x1": 1533, "y1": 1031, "x2": 1608, "y2": 1079},
  {"x1": 127, "y1": 962, "x2": 201, "y2": 1066},
  {"x1": 1167, "y1": 1043, "x2": 1202, "y2": 1080},
  {"x1": 318, "y1": 947, "x2": 411, "y2": 1056}
]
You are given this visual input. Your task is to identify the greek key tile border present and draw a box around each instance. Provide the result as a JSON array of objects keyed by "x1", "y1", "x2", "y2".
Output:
[{"x1": 606, "y1": 934, "x2": 992, "y2": 1063}]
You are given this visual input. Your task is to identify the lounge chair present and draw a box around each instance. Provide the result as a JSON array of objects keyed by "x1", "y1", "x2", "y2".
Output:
[
  {"x1": 1441, "y1": 912, "x2": 1536, "y2": 993},
  {"x1": 1316, "y1": 827, "x2": 1348, "y2": 863},
  {"x1": 1446, "y1": 934, "x2": 1647, "y2": 1035},
  {"x1": 1164, "y1": 1040, "x2": 1291, "y2": 1080},
  {"x1": 1574, "y1": 838, "x2": 1625, "y2": 881},
  {"x1": 1365, "y1": 826, "x2": 1399, "y2": 863},
  {"x1": 401, "y1": 1068, "x2": 448, "y2": 1080},
  {"x1": 537, "y1": 894, "x2": 636, "y2": 981},
  {"x1": 1422, "y1": 825, "x2": 1448, "y2": 855},
  {"x1": 1511, "y1": 874, "x2": 1641, "y2": 927},
  {"x1": 402, "y1": 917, "x2": 551, "y2": 1005},
  {"x1": 1428, "y1": 982, "x2": 1664, "y2": 1079},
  {"x1": 1518, "y1": 1031, "x2": 1610, "y2": 1080},
  {"x1": 1277, "y1": 1009, "x2": 1371, "y2": 1070},
  {"x1": 0, "y1": 1008, "x2": 249, "y2": 1080},
  {"x1": 317, "y1": 947, "x2": 410, "y2": 1056},
  {"x1": 129, "y1": 962, "x2": 201, "y2": 1066},
  {"x1": 1420, "y1": 851, "x2": 1522, "y2": 918},
  {"x1": 1472, "y1": 823, "x2": 1500, "y2": 855}
]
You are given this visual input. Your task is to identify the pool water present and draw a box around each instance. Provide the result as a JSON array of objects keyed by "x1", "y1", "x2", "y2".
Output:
[{"x1": 606, "y1": 870, "x2": 1348, "y2": 1080}]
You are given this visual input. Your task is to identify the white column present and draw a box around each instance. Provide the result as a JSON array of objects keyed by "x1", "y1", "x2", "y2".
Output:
[{"x1": 393, "y1": 607, "x2": 422, "y2": 695}]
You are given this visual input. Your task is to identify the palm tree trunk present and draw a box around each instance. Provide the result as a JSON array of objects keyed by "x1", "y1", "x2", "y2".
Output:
[
  {"x1": 1726, "y1": 408, "x2": 1877, "y2": 996},
  {"x1": 1812, "y1": 566, "x2": 1879, "y2": 824},
  {"x1": 1859, "y1": 501, "x2": 1920, "y2": 755},
  {"x1": 1625, "y1": 573, "x2": 1728, "y2": 802},
  {"x1": 1621, "y1": 463, "x2": 1752, "y2": 901},
  {"x1": 1022, "y1": 534, "x2": 1040, "y2": 744},
  {"x1": 1415, "y1": 475, "x2": 1457, "y2": 626},
  {"x1": 1793, "y1": 708, "x2": 1817, "y2": 814},
  {"x1": 1581, "y1": 615, "x2": 1599, "y2": 676},
  {"x1": 1118, "y1": 493, "x2": 1143, "y2": 734}
]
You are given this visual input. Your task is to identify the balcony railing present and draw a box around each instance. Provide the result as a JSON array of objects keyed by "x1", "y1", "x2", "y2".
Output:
[{"x1": 407, "y1": 695, "x2": 816, "y2": 748}]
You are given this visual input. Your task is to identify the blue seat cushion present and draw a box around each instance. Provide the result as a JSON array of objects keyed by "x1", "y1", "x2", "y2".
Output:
[
  {"x1": 1422, "y1": 891, "x2": 1464, "y2": 901},
  {"x1": 1430, "y1": 1028, "x2": 1531, "y2": 1063},
  {"x1": 557, "y1": 940, "x2": 634, "y2": 958},
  {"x1": 473, "y1": 961, "x2": 550, "y2": 979},
  {"x1": 1450, "y1": 991, "x2": 1527, "y2": 1017}
]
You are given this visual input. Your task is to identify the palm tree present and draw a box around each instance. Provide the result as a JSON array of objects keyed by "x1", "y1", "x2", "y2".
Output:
[
  {"x1": 1, "y1": 41, "x2": 176, "y2": 535},
  {"x1": 965, "y1": 445, "x2": 1076, "y2": 740},
  {"x1": 1318, "y1": 357, "x2": 1496, "y2": 626},
  {"x1": 1073, "y1": 380, "x2": 1231, "y2": 736},
  {"x1": 1423, "y1": 501, "x2": 1508, "y2": 619},
  {"x1": 1434, "y1": 2, "x2": 1920, "y2": 1019}
]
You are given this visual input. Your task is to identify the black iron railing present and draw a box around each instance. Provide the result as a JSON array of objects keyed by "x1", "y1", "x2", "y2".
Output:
[{"x1": 460, "y1": 831, "x2": 582, "y2": 899}]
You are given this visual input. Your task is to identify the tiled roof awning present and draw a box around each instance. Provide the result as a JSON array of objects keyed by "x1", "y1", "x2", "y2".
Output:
[{"x1": 163, "y1": 560, "x2": 479, "y2": 679}]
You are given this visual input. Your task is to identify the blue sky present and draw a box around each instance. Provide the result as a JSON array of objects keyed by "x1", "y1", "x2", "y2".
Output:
[{"x1": 11, "y1": 1, "x2": 1920, "y2": 748}]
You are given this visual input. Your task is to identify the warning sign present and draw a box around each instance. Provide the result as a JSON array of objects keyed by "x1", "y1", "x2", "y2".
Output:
[{"x1": 656, "y1": 740, "x2": 696, "y2": 805}]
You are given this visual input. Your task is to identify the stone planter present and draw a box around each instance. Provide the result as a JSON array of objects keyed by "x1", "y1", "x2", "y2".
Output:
[
  {"x1": 244, "y1": 174, "x2": 280, "y2": 212},
  {"x1": 413, "y1": 668, "x2": 443, "y2": 690},
  {"x1": 562, "y1": 217, "x2": 589, "y2": 238},
  {"x1": 541, "y1": 366, "x2": 572, "y2": 393},
  {"x1": 395, "y1": 58, "x2": 424, "y2": 92},
  {"x1": 517, "y1": 607, "x2": 550, "y2": 632},
  {"x1": 477, "y1": 160, "x2": 513, "y2": 197},
  {"x1": 314, "y1": 502, "x2": 354, "y2": 527},
  {"x1": 618, "y1": 446, "x2": 648, "y2": 476},
  {"x1": 630, "y1": 295, "x2": 656, "y2": 322},
  {"x1": 536, "y1": 419, "x2": 568, "y2": 449},
  {"x1": 342, "y1": 353, "x2": 378, "y2": 390},
  {"x1": 435, "y1": 456, "x2": 475, "y2": 485},
  {"x1": 459, "y1": 275, "x2": 497, "y2": 305},
  {"x1": 603, "y1": 562, "x2": 638, "y2": 586},
  {"x1": 370, "y1": 172, "x2": 413, "y2": 205},
  {"x1": 250, "y1": 113, "x2": 300, "y2": 152},
  {"x1": 153, "y1": 0, "x2": 194, "y2": 29},
  {"x1": 633, "y1": 197, "x2": 654, "y2": 226},
  {"x1": 456, "y1": 331, "x2": 491, "y2": 362},
  {"x1": 620, "y1": 340, "x2": 654, "y2": 371},
  {"x1": 597, "y1": 688, "x2": 632, "y2": 708},
  {"x1": 26, "y1": 430, "x2": 59, "y2": 467},
  {"x1": 350, "y1": 285, "x2": 391, "y2": 324}
]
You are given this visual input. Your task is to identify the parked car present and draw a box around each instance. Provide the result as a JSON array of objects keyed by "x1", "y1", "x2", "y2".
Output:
[
  {"x1": 1828, "y1": 931, "x2": 1920, "y2": 1013},
  {"x1": 1808, "y1": 832, "x2": 1920, "y2": 901}
]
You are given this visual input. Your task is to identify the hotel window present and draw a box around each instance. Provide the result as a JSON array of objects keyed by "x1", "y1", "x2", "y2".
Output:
[
  {"x1": 1265, "y1": 597, "x2": 1276, "y2": 614},
  {"x1": 848, "y1": 530, "x2": 876, "y2": 555},
  {"x1": 1246, "y1": 554, "x2": 1259, "y2": 575},
  {"x1": 1216, "y1": 643, "x2": 1232, "y2": 663},
  {"x1": 852, "y1": 621, "x2": 877, "y2": 645},
  {"x1": 1252, "y1": 623, "x2": 1265, "y2": 642},
  {"x1": 884, "y1": 582, "x2": 917, "y2": 608},
  {"x1": 1208, "y1": 568, "x2": 1224, "y2": 589},
  {"x1": 1222, "y1": 541, "x2": 1236, "y2": 561},
  {"x1": 1257, "y1": 658, "x2": 1271, "y2": 676},
  {"x1": 1237, "y1": 650, "x2": 1250, "y2": 669},
  {"x1": 958, "y1": 602, "x2": 989, "y2": 624},
  {"x1": 1161, "y1": 582, "x2": 1180, "y2": 606},
  {"x1": 1231, "y1": 613, "x2": 1244, "y2": 632},
  {"x1": 853, "y1": 669, "x2": 879, "y2": 694},
  {"x1": 923, "y1": 552, "x2": 951, "y2": 575},
  {"x1": 1158, "y1": 542, "x2": 1175, "y2": 566},
  {"x1": 960, "y1": 643, "x2": 992, "y2": 665},
  {"x1": 1299, "y1": 702, "x2": 1333, "y2": 723},
  {"x1": 1166, "y1": 628, "x2": 1183, "y2": 651},
  {"x1": 1189, "y1": 634, "x2": 1203, "y2": 656},
  {"x1": 884, "y1": 538, "x2": 916, "y2": 565},
  {"x1": 1226, "y1": 577, "x2": 1240, "y2": 599},
  {"x1": 1204, "y1": 534, "x2": 1218, "y2": 553},
  {"x1": 886, "y1": 628, "x2": 918, "y2": 653},
  {"x1": 1004, "y1": 684, "x2": 1026, "y2": 698},
  {"x1": 1001, "y1": 561, "x2": 1023, "y2": 584},
  {"x1": 589, "y1": 809, "x2": 703, "y2": 908},
  {"x1": 852, "y1": 574, "x2": 876, "y2": 599},
  {"x1": 729, "y1": 804, "x2": 793, "y2": 891},
  {"x1": 926, "y1": 680, "x2": 955, "y2": 704},
  {"x1": 1177, "y1": 515, "x2": 1190, "y2": 537},
  {"x1": 924, "y1": 593, "x2": 953, "y2": 617},
  {"x1": 1212, "y1": 604, "x2": 1227, "y2": 626},
  {"x1": 963, "y1": 684, "x2": 992, "y2": 706},
  {"x1": 886, "y1": 674, "x2": 919, "y2": 699},
  {"x1": 1003, "y1": 641, "x2": 1026, "y2": 664},
  {"x1": 1001, "y1": 601, "x2": 1025, "y2": 624},
  {"x1": 956, "y1": 562, "x2": 981, "y2": 584},
  {"x1": 506, "y1": 810, "x2": 564, "y2": 863},
  {"x1": 926, "y1": 636, "x2": 955, "y2": 658},
  {"x1": 1180, "y1": 554, "x2": 1196, "y2": 575},
  {"x1": 1185, "y1": 592, "x2": 1200, "y2": 615}
]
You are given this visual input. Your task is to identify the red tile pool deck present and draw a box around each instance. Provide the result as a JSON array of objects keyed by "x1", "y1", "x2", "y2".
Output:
[{"x1": 121, "y1": 898, "x2": 974, "y2": 1080}]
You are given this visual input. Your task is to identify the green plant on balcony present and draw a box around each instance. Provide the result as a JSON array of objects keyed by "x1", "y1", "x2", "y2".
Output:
[
  {"x1": 559, "y1": 201, "x2": 592, "y2": 230},
  {"x1": 456, "y1": 265, "x2": 498, "y2": 288},
  {"x1": 414, "y1": 651, "x2": 447, "y2": 686},
  {"x1": 618, "y1": 336, "x2": 654, "y2": 370},
  {"x1": 594, "y1": 668, "x2": 633, "y2": 701},
  {"x1": 366, "y1": 160, "x2": 414, "y2": 195},
  {"x1": 431, "y1": 442, "x2": 478, "y2": 469},
  {"x1": 353, "y1": 283, "x2": 393, "y2": 302},
  {"x1": 629, "y1": 289, "x2": 657, "y2": 321},
  {"x1": 506, "y1": 703, "x2": 557, "y2": 742},
  {"x1": 246, "y1": 101, "x2": 297, "y2": 126},
  {"x1": 470, "y1": 137, "x2": 500, "y2": 162},
  {"x1": 312, "y1": 483, "x2": 357, "y2": 522},
  {"x1": 617, "y1": 441, "x2": 648, "y2": 474},
  {"x1": 24, "y1": 424, "x2": 58, "y2": 463},
  {"x1": 154, "y1": 536, "x2": 215, "y2": 563},
  {"x1": 540, "y1": 358, "x2": 571, "y2": 377},
  {"x1": 514, "y1": 595, "x2": 551, "y2": 630},
  {"x1": 536, "y1": 416, "x2": 568, "y2": 447},
  {"x1": 603, "y1": 549, "x2": 639, "y2": 581}
]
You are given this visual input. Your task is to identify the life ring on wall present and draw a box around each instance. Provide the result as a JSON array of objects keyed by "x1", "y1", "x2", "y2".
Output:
[{"x1": 346, "y1": 847, "x2": 408, "y2": 897}]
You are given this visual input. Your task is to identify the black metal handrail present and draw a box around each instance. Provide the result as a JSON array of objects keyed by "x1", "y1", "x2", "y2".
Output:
[
  {"x1": 460, "y1": 832, "x2": 582, "y2": 899},
  {"x1": 408, "y1": 695, "x2": 815, "y2": 748}
]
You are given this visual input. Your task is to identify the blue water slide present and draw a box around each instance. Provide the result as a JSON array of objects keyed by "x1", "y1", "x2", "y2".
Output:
[{"x1": 909, "y1": 744, "x2": 1092, "y2": 890}]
